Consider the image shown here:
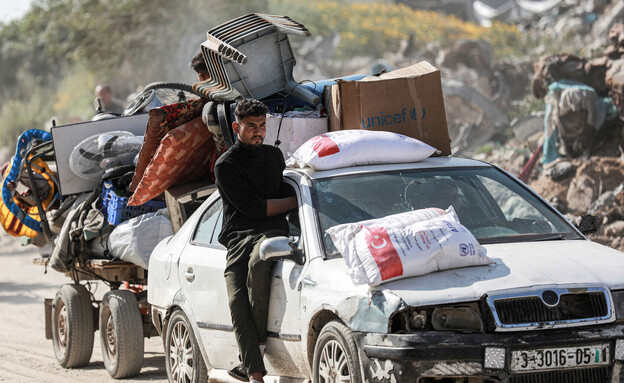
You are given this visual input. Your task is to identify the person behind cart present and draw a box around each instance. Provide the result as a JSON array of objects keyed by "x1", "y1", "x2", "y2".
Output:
[
  {"x1": 213, "y1": 99, "x2": 297, "y2": 383},
  {"x1": 95, "y1": 84, "x2": 124, "y2": 115}
]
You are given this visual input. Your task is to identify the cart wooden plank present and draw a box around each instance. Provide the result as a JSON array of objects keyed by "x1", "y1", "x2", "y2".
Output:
[{"x1": 33, "y1": 257, "x2": 147, "y2": 284}]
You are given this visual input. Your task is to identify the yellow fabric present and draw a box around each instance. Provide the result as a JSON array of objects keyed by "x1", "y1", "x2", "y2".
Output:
[{"x1": 0, "y1": 158, "x2": 56, "y2": 238}]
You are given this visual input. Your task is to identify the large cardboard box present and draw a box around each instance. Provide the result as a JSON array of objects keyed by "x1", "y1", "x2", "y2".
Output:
[
  {"x1": 265, "y1": 115, "x2": 328, "y2": 160},
  {"x1": 324, "y1": 61, "x2": 451, "y2": 155}
]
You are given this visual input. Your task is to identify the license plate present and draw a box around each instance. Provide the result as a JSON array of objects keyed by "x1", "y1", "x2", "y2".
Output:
[{"x1": 510, "y1": 344, "x2": 610, "y2": 372}]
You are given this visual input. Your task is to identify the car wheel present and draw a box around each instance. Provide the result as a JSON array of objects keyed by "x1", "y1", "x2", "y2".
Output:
[
  {"x1": 165, "y1": 310, "x2": 208, "y2": 383},
  {"x1": 313, "y1": 320, "x2": 362, "y2": 383},
  {"x1": 51, "y1": 283, "x2": 94, "y2": 368},
  {"x1": 99, "y1": 289, "x2": 144, "y2": 378}
]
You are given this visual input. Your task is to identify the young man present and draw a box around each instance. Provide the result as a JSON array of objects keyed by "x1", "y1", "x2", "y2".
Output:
[
  {"x1": 214, "y1": 99, "x2": 297, "y2": 383},
  {"x1": 190, "y1": 52, "x2": 210, "y2": 82}
]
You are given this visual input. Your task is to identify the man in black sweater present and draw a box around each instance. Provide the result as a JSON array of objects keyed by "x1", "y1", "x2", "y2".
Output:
[{"x1": 214, "y1": 99, "x2": 297, "y2": 383}]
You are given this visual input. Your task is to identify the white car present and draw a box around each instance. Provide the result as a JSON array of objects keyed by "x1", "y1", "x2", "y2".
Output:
[{"x1": 148, "y1": 156, "x2": 624, "y2": 383}]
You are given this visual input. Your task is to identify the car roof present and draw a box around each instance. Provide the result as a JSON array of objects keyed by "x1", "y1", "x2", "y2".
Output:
[{"x1": 284, "y1": 156, "x2": 492, "y2": 180}]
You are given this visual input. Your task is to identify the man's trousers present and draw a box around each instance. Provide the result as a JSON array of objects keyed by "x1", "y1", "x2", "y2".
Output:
[{"x1": 224, "y1": 232, "x2": 276, "y2": 375}]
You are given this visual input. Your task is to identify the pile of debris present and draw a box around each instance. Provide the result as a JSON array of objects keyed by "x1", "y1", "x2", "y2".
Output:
[
  {"x1": 472, "y1": 20, "x2": 624, "y2": 251},
  {"x1": 529, "y1": 156, "x2": 624, "y2": 251}
]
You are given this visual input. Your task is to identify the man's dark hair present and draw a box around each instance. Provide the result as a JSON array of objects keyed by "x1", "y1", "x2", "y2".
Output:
[
  {"x1": 190, "y1": 52, "x2": 208, "y2": 73},
  {"x1": 234, "y1": 99, "x2": 269, "y2": 121}
]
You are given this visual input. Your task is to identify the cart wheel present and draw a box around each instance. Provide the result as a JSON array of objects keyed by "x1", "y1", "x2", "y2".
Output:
[
  {"x1": 51, "y1": 284, "x2": 94, "y2": 368},
  {"x1": 99, "y1": 289, "x2": 144, "y2": 378},
  {"x1": 165, "y1": 309, "x2": 208, "y2": 383}
]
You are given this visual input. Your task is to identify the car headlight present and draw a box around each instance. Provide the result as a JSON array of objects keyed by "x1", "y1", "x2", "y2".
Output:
[
  {"x1": 389, "y1": 302, "x2": 484, "y2": 333},
  {"x1": 613, "y1": 290, "x2": 624, "y2": 321},
  {"x1": 432, "y1": 303, "x2": 484, "y2": 332}
]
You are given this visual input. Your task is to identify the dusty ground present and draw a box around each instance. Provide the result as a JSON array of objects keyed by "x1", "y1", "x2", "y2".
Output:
[
  {"x1": 0, "y1": 235, "x2": 168, "y2": 383},
  {"x1": 0, "y1": 234, "x2": 246, "y2": 383}
]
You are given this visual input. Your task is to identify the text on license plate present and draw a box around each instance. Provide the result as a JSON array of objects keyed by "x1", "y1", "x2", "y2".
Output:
[{"x1": 510, "y1": 343, "x2": 610, "y2": 372}]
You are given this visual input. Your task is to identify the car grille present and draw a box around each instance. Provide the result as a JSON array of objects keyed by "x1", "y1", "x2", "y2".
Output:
[
  {"x1": 487, "y1": 287, "x2": 612, "y2": 329},
  {"x1": 507, "y1": 366, "x2": 611, "y2": 383},
  {"x1": 495, "y1": 292, "x2": 608, "y2": 324}
]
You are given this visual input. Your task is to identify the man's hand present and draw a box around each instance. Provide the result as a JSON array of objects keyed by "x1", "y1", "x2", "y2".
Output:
[{"x1": 266, "y1": 196, "x2": 297, "y2": 216}]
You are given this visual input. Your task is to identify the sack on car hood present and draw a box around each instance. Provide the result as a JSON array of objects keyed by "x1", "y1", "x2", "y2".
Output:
[{"x1": 326, "y1": 206, "x2": 493, "y2": 286}]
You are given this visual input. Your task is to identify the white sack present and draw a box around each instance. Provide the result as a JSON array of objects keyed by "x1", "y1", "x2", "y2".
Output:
[
  {"x1": 326, "y1": 207, "x2": 492, "y2": 286},
  {"x1": 286, "y1": 130, "x2": 438, "y2": 170},
  {"x1": 107, "y1": 208, "x2": 173, "y2": 269}
]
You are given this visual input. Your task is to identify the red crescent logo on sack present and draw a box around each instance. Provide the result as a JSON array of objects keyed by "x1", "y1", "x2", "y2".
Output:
[
  {"x1": 309, "y1": 134, "x2": 340, "y2": 158},
  {"x1": 371, "y1": 236, "x2": 387, "y2": 249},
  {"x1": 362, "y1": 225, "x2": 403, "y2": 281}
]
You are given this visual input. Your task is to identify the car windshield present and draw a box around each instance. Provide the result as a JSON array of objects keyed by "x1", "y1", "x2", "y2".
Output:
[{"x1": 312, "y1": 166, "x2": 582, "y2": 258}]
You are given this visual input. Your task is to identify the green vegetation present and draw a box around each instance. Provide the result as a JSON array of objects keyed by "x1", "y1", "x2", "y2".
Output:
[
  {"x1": 268, "y1": 0, "x2": 529, "y2": 58},
  {"x1": 0, "y1": 0, "x2": 538, "y2": 149},
  {"x1": 0, "y1": 0, "x2": 266, "y2": 145}
]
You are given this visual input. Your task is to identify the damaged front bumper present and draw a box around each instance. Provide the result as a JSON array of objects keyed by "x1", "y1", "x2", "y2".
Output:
[{"x1": 355, "y1": 323, "x2": 624, "y2": 382}]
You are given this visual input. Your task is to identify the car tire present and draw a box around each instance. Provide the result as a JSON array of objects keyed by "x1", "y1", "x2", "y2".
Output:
[
  {"x1": 51, "y1": 283, "x2": 94, "y2": 368},
  {"x1": 99, "y1": 289, "x2": 144, "y2": 378},
  {"x1": 165, "y1": 309, "x2": 208, "y2": 383},
  {"x1": 313, "y1": 320, "x2": 362, "y2": 383}
]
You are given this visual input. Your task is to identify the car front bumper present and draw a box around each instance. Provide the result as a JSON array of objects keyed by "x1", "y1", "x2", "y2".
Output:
[{"x1": 355, "y1": 323, "x2": 624, "y2": 382}]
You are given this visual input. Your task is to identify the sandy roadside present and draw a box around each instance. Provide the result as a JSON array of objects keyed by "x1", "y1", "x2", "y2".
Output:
[{"x1": 0, "y1": 235, "x2": 167, "y2": 383}]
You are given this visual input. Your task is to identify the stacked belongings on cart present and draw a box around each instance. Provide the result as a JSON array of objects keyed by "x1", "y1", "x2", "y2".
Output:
[
  {"x1": 43, "y1": 13, "x2": 455, "y2": 274},
  {"x1": 115, "y1": 97, "x2": 220, "y2": 269},
  {"x1": 46, "y1": 96, "x2": 221, "y2": 273},
  {"x1": 44, "y1": 128, "x2": 145, "y2": 272}
]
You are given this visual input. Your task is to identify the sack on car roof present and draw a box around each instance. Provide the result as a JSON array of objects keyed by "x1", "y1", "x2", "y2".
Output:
[{"x1": 286, "y1": 130, "x2": 438, "y2": 171}]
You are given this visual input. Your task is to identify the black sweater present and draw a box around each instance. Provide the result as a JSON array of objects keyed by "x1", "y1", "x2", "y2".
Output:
[{"x1": 214, "y1": 141, "x2": 290, "y2": 249}]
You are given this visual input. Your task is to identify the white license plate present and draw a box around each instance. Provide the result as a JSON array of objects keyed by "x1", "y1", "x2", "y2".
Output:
[{"x1": 510, "y1": 343, "x2": 610, "y2": 372}]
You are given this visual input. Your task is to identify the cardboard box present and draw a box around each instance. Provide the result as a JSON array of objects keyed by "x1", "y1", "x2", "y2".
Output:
[
  {"x1": 265, "y1": 115, "x2": 328, "y2": 160},
  {"x1": 323, "y1": 61, "x2": 451, "y2": 155}
]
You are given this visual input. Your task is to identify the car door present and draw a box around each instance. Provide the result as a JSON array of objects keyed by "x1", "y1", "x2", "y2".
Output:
[
  {"x1": 263, "y1": 179, "x2": 307, "y2": 377},
  {"x1": 177, "y1": 196, "x2": 239, "y2": 369},
  {"x1": 179, "y1": 185, "x2": 308, "y2": 376}
]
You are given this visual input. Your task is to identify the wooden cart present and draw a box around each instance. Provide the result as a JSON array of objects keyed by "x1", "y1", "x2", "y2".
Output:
[
  {"x1": 37, "y1": 256, "x2": 156, "y2": 379},
  {"x1": 20, "y1": 127, "x2": 157, "y2": 380}
]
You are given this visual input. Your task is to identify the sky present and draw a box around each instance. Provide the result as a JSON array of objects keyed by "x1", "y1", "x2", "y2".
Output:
[{"x1": 0, "y1": 0, "x2": 32, "y2": 23}]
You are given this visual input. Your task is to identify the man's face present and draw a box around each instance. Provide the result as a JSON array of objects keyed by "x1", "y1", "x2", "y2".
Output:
[
  {"x1": 233, "y1": 114, "x2": 266, "y2": 148},
  {"x1": 196, "y1": 69, "x2": 209, "y2": 82},
  {"x1": 96, "y1": 87, "x2": 112, "y2": 106}
]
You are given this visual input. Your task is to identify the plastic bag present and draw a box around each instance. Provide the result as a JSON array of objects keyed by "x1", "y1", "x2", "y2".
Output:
[
  {"x1": 326, "y1": 206, "x2": 492, "y2": 286},
  {"x1": 107, "y1": 208, "x2": 173, "y2": 269},
  {"x1": 286, "y1": 130, "x2": 438, "y2": 170}
]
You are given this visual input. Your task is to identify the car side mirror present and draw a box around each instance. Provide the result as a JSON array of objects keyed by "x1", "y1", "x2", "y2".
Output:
[
  {"x1": 576, "y1": 214, "x2": 600, "y2": 234},
  {"x1": 260, "y1": 236, "x2": 305, "y2": 266}
]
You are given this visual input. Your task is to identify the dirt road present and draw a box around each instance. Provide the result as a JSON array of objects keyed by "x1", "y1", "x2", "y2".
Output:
[{"x1": 0, "y1": 239, "x2": 168, "y2": 383}]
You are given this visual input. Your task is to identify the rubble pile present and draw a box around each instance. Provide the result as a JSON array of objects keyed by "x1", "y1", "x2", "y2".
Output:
[
  {"x1": 292, "y1": 0, "x2": 624, "y2": 250},
  {"x1": 529, "y1": 156, "x2": 624, "y2": 250}
]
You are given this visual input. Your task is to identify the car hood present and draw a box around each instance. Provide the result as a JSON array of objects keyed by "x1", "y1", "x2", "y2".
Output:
[{"x1": 374, "y1": 240, "x2": 624, "y2": 306}]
